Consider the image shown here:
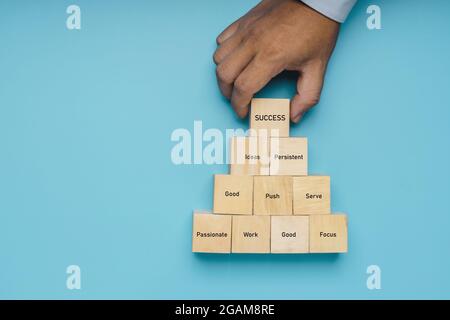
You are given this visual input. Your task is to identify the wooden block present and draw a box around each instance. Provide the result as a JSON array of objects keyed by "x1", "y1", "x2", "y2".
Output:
[
  {"x1": 253, "y1": 176, "x2": 293, "y2": 215},
  {"x1": 270, "y1": 137, "x2": 308, "y2": 175},
  {"x1": 310, "y1": 214, "x2": 348, "y2": 253},
  {"x1": 229, "y1": 136, "x2": 270, "y2": 175},
  {"x1": 271, "y1": 216, "x2": 309, "y2": 253},
  {"x1": 213, "y1": 174, "x2": 253, "y2": 215},
  {"x1": 249, "y1": 98, "x2": 290, "y2": 137},
  {"x1": 192, "y1": 212, "x2": 232, "y2": 253},
  {"x1": 232, "y1": 215, "x2": 271, "y2": 253},
  {"x1": 293, "y1": 176, "x2": 330, "y2": 215}
]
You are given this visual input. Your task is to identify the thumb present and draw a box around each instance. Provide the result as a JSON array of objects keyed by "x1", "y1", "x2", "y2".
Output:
[{"x1": 291, "y1": 64, "x2": 325, "y2": 123}]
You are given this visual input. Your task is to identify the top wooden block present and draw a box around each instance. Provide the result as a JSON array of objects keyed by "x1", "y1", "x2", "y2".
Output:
[{"x1": 249, "y1": 98, "x2": 290, "y2": 137}]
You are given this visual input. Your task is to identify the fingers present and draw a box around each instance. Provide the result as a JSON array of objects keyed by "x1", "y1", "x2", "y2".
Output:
[
  {"x1": 213, "y1": 34, "x2": 243, "y2": 65},
  {"x1": 216, "y1": 19, "x2": 241, "y2": 45},
  {"x1": 215, "y1": 42, "x2": 255, "y2": 99},
  {"x1": 231, "y1": 57, "x2": 282, "y2": 118},
  {"x1": 291, "y1": 64, "x2": 326, "y2": 123}
]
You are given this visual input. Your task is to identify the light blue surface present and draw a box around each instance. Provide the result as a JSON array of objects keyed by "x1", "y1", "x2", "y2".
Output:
[{"x1": 1, "y1": 0, "x2": 449, "y2": 299}]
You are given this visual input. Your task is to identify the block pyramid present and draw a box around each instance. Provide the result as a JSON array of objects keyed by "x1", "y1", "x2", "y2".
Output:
[{"x1": 192, "y1": 98, "x2": 348, "y2": 254}]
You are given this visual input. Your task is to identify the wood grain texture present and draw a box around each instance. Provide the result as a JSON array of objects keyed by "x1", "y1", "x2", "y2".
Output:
[
  {"x1": 232, "y1": 215, "x2": 271, "y2": 253},
  {"x1": 293, "y1": 176, "x2": 330, "y2": 215},
  {"x1": 229, "y1": 136, "x2": 270, "y2": 176},
  {"x1": 249, "y1": 98, "x2": 290, "y2": 137},
  {"x1": 192, "y1": 212, "x2": 232, "y2": 253},
  {"x1": 310, "y1": 214, "x2": 348, "y2": 253},
  {"x1": 271, "y1": 216, "x2": 309, "y2": 253},
  {"x1": 253, "y1": 176, "x2": 293, "y2": 215},
  {"x1": 270, "y1": 137, "x2": 308, "y2": 176},
  {"x1": 213, "y1": 174, "x2": 253, "y2": 215}
]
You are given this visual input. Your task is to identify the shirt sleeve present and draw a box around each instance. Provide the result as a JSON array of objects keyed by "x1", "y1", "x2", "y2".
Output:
[{"x1": 301, "y1": 0, "x2": 357, "y2": 23}]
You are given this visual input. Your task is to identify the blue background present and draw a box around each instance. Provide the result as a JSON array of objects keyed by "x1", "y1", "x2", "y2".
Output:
[{"x1": 1, "y1": 0, "x2": 449, "y2": 299}]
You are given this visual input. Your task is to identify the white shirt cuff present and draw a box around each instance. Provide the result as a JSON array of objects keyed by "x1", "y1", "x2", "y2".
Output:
[{"x1": 301, "y1": 0, "x2": 357, "y2": 23}]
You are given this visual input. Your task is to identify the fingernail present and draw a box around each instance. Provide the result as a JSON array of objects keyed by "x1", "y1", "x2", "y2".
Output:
[
  {"x1": 292, "y1": 113, "x2": 302, "y2": 123},
  {"x1": 237, "y1": 103, "x2": 248, "y2": 109},
  {"x1": 238, "y1": 108, "x2": 248, "y2": 119}
]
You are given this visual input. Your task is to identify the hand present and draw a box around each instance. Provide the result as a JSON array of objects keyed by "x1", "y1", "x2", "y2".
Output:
[{"x1": 213, "y1": 0, "x2": 340, "y2": 123}]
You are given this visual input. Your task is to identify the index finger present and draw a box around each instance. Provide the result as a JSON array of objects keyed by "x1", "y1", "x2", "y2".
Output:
[{"x1": 230, "y1": 58, "x2": 282, "y2": 118}]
